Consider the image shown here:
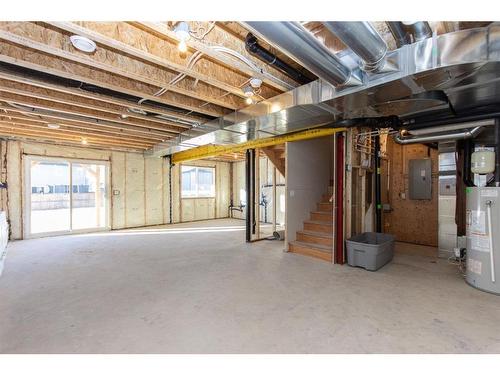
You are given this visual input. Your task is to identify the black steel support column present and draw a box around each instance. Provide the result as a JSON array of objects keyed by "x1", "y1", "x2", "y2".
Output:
[
  {"x1": 245, "y1": 149, "x2": 256, "y2": 242},
  {"x1": 495, "y1": 118, "x2": 500, "y2": 186},
  {"x1": 374, "y1": 135, "x2": 382, "y2": 232}
]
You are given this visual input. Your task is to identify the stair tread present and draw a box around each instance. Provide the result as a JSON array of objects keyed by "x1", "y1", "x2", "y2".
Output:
[
  {"x1": 304, "y1": 219, "x2": 333, "y2": 225},
  {"x1": 297, "y1": 230, "x2": 333, "y2": 239},
  {"x1": 290, "y1": 240, "x2": 332, "y2": 253}
]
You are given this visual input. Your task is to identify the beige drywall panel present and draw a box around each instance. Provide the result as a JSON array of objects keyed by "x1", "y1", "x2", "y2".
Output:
[
  {"x1": 111, "y1": 151, "x2": 126, "y2": 229},
  {"x1": 285, "y1": 137, "x2": 333, "y2": 246},
  {"x1": 125, "y1": 153, "x2": 145, "y2": 228},
  {"x1": 145, "y1": 157, "x2": 164, "y2": 226},
  {"x1": 216, "y1": 161, "x2": 230, "y2": 218},
  {"x1": 231, "y1": 160, "x2": 246, "y2": 220}
]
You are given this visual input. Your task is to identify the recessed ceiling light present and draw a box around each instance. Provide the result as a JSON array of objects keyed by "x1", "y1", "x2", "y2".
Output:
[
  {"x1": 47, "y1": 123, "x2": 60, "y2": 129},
  {"x1": 70, "y1": 35, "x2": 97, "y2": 53},
  {"x1": 250, "y1": 78, "x2": 262, "y2": 89}
]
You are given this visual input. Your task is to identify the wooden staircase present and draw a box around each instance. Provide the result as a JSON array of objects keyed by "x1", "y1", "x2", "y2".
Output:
[
  {"x1": 288, "y1": 188, "x2": 334, "y2": 262},
  {"x1": 261, "y1": 144, "x2": 285, "y2": 176}
]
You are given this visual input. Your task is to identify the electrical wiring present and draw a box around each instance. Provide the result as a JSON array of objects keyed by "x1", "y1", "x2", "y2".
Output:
[{"x1": 189, "y1": 21, "x2": 216, "y2": 41}]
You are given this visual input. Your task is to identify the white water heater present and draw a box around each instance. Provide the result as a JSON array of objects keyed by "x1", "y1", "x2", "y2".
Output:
[{"x1": 466, "y1": 187, "x2": 500, "y2": 294}]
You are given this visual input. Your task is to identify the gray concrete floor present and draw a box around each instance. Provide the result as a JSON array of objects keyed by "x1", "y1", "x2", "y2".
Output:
[{"x1": 1, "y1": 218, "x2": 500, "y2": 353}]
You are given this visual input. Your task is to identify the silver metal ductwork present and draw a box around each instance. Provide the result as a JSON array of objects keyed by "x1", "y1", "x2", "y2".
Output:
[
  {"x1": 387, "y1": 21, "x2": 433, "y2": 47},
  {"x1": 394, "y1": 126, "x2": 484, "y2": 144},
  {"x1": 322, "y1": 22, "x2": 389, "y2": 72},
  {"x1": 242, "y1": 21, "x2": 362, "y2": 88},
  {"x1": 148, "y1": 25, "x2": 500, "y2": 158}
]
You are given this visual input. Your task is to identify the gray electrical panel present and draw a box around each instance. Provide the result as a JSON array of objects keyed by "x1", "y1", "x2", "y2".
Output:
[{"x1": 409, "y1": 159, "x2": 432, "y2": 200}]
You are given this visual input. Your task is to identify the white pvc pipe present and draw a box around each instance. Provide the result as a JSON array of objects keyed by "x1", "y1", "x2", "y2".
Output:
[{"x1": 486, "y1": 202, "x2": 496, "y2": 283}]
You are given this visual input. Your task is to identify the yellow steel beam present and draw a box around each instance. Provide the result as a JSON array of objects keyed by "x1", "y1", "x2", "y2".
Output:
[{"x1": 171, "y1": 127, "x2": 346, "y2": 164}]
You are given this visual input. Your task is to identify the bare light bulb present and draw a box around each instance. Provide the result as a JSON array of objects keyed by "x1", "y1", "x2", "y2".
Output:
[
  {"x1": 178, "y1": 39, "x2": 188, "y2": 53},
  {"x1": 245, "y1": 97, "x2": 253, "y2": 105},
  {"x1": 81, "y1": 138, "x2": 88, "y2": 145}
]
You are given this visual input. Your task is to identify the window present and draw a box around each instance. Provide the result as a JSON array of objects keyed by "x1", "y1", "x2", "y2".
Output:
[{"x1": 181, "y1": 166, "x2": 215, "y2": 198}]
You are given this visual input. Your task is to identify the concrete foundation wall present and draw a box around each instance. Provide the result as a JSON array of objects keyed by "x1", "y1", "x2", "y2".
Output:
[{"x1": 1, "y1": 140, "x2": 231, "y2": 239}]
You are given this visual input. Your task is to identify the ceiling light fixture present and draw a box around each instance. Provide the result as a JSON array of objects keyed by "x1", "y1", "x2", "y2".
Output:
[
  {"x1": 47, "y1": 123, "x2": 60, "y2": 129},
  {"x1": 81, "y1": 138, "x2": 88, "y2": 145},
  {"x1": 174, "y1": 22, "x2": 190, "y2": 52},
  {"x1": 69, "y1": 35, "x2": 97, "y2": 53},
  {"x1": 245, "y1": 97, "x2": 253, "y2": 105},
  {"x1": 250, "y1": 78, "x2": 262, "y2": 89},
  {"x1": 243, "y1": 85, "x2": 254, "y2": 97}
]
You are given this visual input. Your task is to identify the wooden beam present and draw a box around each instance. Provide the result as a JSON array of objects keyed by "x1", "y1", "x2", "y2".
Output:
[
  {"x1": 0, "y1": 68, "x2": 205, "y2": 125},
  {"x1": 0, "y1": 91, "x2": 183, "y2": 135},
  {"x1": 0, "y1": 38, "x2": 226, "y2": 117},
  {"x1": 132, "y1": 21, "x2": 294, "y2": 93},
  {"x1": 0, "y1": 124, "x2": 151, "y2": 149},
  {"x1": 0, "y1": 79, "x2": 189, "y2": 133},
  {"x1": 0, "y1": 104, "x2": 175, "y2": 140},
  {"x1": 172, "y1": 127, "x2": 346, "y2": 164},
  {"x1": 0, "y1": 131, "x2": 146, "y2": 153},
  {"x1": 0, "y1": 114, "x2": 164, "y2": 143},
  {"x1": 47, "y1": 22, "x2": 252, "y2": 99},
  {"x1": 0, "y1": 25, "x2": 240, "y2": 111},
  {"x1": 0, "y1": 121, "x2": 155, "y2": 148}
]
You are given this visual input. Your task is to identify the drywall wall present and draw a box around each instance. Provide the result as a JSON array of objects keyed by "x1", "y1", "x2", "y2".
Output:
[
  {"x1": 286, "y1": 137, "x2": 333, "y2": 246},
  {"x1": 381, "y1": 138, "x2": 439, "y2": 246}
]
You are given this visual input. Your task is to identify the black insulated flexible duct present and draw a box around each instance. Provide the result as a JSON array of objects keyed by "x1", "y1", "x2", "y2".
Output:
[
  {"x1": 387, "y1": 21, "x2": 432, "y2": 47},
  {"x1": 243, "y1": 22, "x2": 361, "y2": 88},
  {"x1": 245, "y1": 33, "x2": 312, "y2": 85}
]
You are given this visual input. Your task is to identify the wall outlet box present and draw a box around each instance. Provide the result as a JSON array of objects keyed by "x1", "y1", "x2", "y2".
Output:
[{"x1": 113, "y1": 190, "x2": 120, "y2": 195}]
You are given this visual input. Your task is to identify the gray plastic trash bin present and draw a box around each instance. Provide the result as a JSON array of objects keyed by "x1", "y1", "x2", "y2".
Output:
[{"x1": 346, "y1": 232, "x2": 395, "y2": 271}]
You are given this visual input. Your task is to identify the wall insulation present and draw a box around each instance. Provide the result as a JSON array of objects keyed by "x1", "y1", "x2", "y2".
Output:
[{"x1": 1, "y1": 140, "x2": 231, "y2": 240}]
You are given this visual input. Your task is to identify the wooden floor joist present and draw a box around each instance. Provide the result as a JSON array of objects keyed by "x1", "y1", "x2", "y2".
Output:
[
  {"x1": 0, "y1": 105, "x2": 175, "y2": 140},
  {"x1": 0, "y1": 26, "x2": 241, "y2": 111}
]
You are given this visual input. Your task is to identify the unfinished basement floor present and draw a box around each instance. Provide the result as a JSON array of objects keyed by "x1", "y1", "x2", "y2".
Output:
[{"x1": 1, "y1": 219, "x2": 500, "y2": 354}]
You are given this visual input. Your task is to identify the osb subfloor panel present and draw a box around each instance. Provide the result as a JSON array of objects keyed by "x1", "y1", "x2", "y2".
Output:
[{"x1": 1, "y1": 219, "x2": 500, "y2": 353}]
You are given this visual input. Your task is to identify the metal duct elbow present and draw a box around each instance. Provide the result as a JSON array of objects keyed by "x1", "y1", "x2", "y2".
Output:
[
  {"x1": 322, "y1": 22, "x2": 389, "y2": 72},
  {"x1": 245, "y1": 33, "x2": 311, "y2": 85},
  {"x1": 242, "y1": 21, "x2": 361, "y2": 88},
  {"x1": 387, "y1": 21, "x2": 432, "y2": 47},
  {"x1": 393, "y1": 126, "x2": 483, "y2": 144}
]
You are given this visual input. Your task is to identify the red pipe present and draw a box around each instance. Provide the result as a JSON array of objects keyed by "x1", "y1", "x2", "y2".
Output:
[{"x1": 335, "y1": 134, "x2": 345, "y2": 264}]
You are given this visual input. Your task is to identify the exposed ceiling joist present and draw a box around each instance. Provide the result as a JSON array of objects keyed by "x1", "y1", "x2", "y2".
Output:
[
  {"x1": 0, "y1": 69, "x2": 206, "y2": 125},
  {"x1": 0, "y1": 79, "x2": 190, "y2": 132},
  {"x1": 47, "y1": 21, "x2": 255, "y2": 100},
  {"x1": 0, "y1": 27, "x2": 240, "y2": 112},
  {"x1": 132, "y1": 21, "x2": 294, "y2": 93},
  {"x1": 0, "y1": 104, "x2": 175, "y2": 140},
  {"x1": 0, "y1": 40, "x2": 226, "y2": 118}
]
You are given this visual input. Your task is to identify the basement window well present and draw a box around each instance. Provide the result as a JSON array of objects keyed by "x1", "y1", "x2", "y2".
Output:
[{"x1": 181, "y1": 166, "x2": 215, "y2": 198}]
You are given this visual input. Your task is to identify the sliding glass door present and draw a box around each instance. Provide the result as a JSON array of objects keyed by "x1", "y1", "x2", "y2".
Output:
[{"x1": 25, "y1": 156, "x2": 110, "y2": 238}]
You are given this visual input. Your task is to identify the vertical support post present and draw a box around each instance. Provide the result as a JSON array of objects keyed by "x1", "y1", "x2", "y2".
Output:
[
  {"x1": 272, "y1": 165, "x2": 277, "y2": 234},
  {"x1": 255, "y1": 149, "x2": 260, "y2": 239},
  {"x1": 245, "y1": 149, "x2": 251, "y2": 242},
  {"x1": 335, "y1": 133, "x2": 345, "y2": 264},
  {"x1": 374, "y1": 134, "x2": 382, "y2": 233},
  {"x1": 495, "y1": 118, "x2": 500, "y2": 187}
]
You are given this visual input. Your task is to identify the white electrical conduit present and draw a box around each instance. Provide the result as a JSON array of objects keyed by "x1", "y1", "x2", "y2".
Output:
[{"x1": 486, "y1": 200, "x2": 496, "y2": 283}]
